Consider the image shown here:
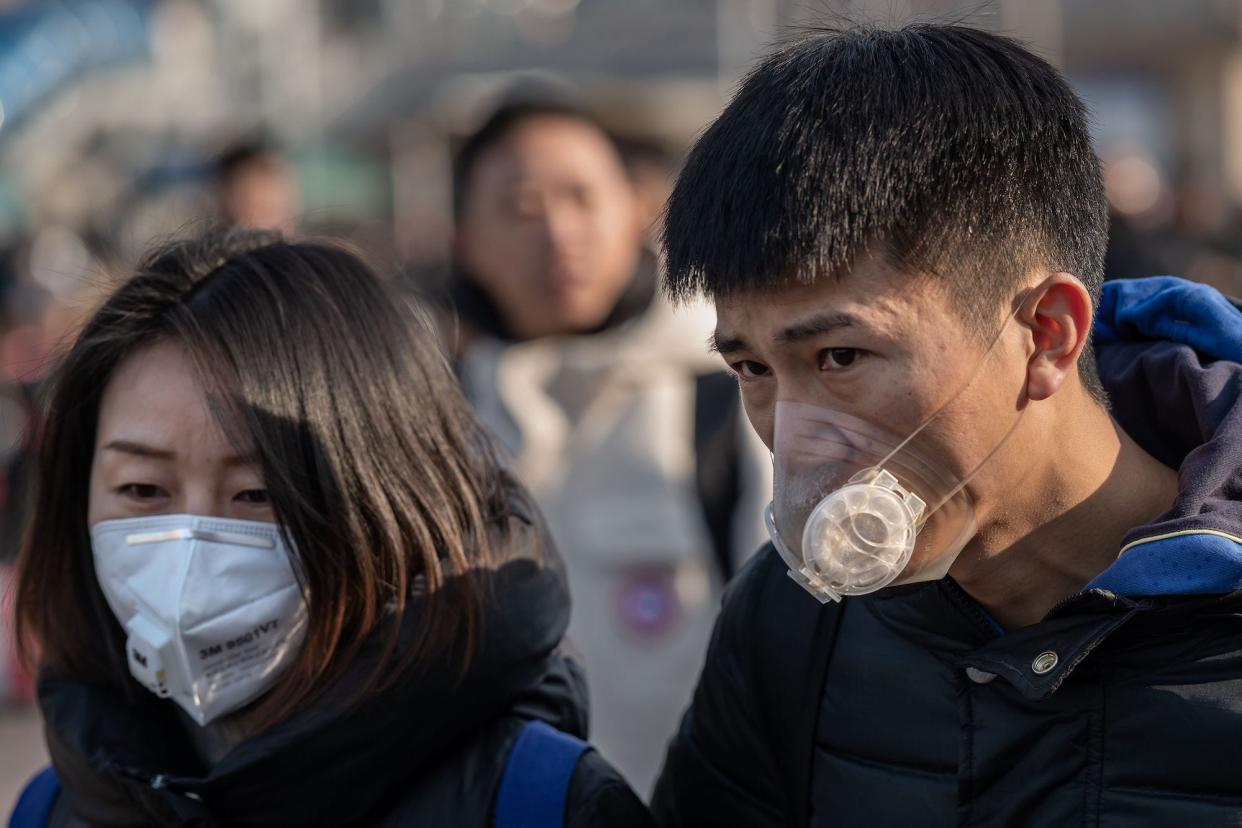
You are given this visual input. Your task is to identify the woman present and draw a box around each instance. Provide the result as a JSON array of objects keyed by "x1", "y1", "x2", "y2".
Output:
[{"x1": 9, "y1": 229, "x2": 652, "y2": 827}]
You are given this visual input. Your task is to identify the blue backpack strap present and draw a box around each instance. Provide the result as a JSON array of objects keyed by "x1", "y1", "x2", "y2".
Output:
[
  {"x1": 8, "y1": 765, "x2": 60, "y2": 828},
  {"x1": 494, "y1": 720, "x2": 590, "y2": 828}
]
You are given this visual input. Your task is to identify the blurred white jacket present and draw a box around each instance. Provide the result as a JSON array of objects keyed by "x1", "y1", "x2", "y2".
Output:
[{"x1": 458, "y1": 293, "x2": 771, "y2": 797}]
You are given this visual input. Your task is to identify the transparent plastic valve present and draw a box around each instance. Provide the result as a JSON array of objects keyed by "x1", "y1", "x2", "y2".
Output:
[{"x1": 799, "y1": 468, "x2": 926, "y2": 598}]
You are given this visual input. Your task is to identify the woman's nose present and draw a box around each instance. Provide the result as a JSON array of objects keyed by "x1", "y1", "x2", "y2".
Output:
[{"x1": 179, "y1": 485, "x2": 229, "y2": 519}]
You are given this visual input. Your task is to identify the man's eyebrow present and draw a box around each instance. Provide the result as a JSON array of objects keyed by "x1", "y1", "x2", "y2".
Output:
[
  {"x1": 776, "y1": 312, "x2": 860, "y2": 344},
  {"x1": 709, "y1": 331, "x2": 750, "y2": 354},
  {"x1": 710, "y1": 312, "x2": 863, "y2": 354}
]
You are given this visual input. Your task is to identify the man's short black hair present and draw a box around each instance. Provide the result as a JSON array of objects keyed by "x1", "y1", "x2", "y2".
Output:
[
  {"x1": 216, "y1": 138, "x2": 283, "y2": 184},
  {"x1": 663, "y1": 24, "x2": 1110, "y2": 398},
  {"x1": 452, "y1": 93, "x2": 619, "y2": 219}
]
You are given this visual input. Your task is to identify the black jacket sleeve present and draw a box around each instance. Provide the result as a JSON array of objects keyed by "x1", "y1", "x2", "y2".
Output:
[
  {"x1": 649, "y1": 551, "x2": 790, "y2": 827},
  {"x1": 565, "y1": 750, "x2": 655, "y2": 828}
]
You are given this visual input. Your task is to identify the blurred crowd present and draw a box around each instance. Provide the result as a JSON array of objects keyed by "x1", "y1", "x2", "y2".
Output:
[
  {"x1": 1105, "y1": 148, "x2": 1242, "y2": 297},
  {"x1": 3, "y1": 0, "x2": 1242, "y2": 811},
  {"x1": 0, "y1": 6, "x2": 761, "y2": 796}
]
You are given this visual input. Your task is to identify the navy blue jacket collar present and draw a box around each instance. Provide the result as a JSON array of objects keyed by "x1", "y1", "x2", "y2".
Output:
[{"x1": 1088, "y1": 276, "x2": 1242, "y2": 596}]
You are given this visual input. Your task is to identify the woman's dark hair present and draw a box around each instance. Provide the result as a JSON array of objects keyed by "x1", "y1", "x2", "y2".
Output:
[{"x1": 14, "y1": 228, "x2": 517, "y2": 727}]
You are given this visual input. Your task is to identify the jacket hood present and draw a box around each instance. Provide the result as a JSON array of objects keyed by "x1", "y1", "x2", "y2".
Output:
[
  {"x1": 40, "y1": 507, "x2": 586, "y2": 826},
  {"x1": 1088, "y1": 276, "x2": 1242, "y2": 596}
]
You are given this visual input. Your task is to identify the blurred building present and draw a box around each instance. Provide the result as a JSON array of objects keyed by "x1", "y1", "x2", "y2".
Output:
[{"x1": 0, "y1": 0, "x2": 1237, "y2": 286}]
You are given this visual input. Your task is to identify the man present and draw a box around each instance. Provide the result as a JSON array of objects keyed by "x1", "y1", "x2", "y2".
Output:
[
  {"x1": 448, "y1": 94, "x2": 771, "y2": 796},
  {"x1": 652, "y1": 24, "x2": 1242, "y2": 826},
  {"x1": 215, "y1": 140, "x2": 301, "y2": 234}
]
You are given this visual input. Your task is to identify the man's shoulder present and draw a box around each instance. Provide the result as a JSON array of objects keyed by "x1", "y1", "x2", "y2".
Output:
[
  {"x1": 654, "y1": 545, "x2": 842, "y2": 826},
  {"x1": 564, "y1": 749, "x2": 655, "y2": 828},
  {"x1": 713, "y1": 545, "x2": 840, "y2": 678},
  {"x1": 719, "y1": 544, "x2": 795, "y2": 627},
  {"x1": 725, "y1": 544, "x2": 823, "y2": 619}
]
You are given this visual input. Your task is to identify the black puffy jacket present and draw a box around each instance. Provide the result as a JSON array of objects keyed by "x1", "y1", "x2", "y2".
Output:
[
  {"x1": 654, "y1": 547, "x2": 1242, "y2": 827},
  {"x1": 653, "y1": 277, "x2": 1242, "y2": 827},
  {"x1": 37, "y1": 509, "x2": 653, "y2": 827}
]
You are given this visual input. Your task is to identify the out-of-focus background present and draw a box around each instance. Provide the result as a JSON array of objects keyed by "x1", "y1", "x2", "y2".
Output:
[{"x1": 4, "y1": 0, "x2": 1242, "y2": 811}]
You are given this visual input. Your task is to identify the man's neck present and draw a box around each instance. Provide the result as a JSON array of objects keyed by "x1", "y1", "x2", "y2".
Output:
[{"x1": 949, "y1": 399, "x2": 1180, "y2": 630}]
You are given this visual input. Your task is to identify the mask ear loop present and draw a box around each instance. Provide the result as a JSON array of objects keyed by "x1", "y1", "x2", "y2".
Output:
[
  {"x1": 871, "y1": 290, "x2": 1035, "y2": 523},
  {"x1": 764, "y1": 501, "x2": 805, "y2": 574}
]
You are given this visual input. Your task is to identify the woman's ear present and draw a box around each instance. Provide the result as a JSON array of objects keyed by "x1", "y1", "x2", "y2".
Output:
[{"x1": 1021, "y1": 273, "x2": 1094, "y2": 402}]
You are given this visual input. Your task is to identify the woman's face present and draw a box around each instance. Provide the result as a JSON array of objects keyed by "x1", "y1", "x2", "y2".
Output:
[{"x1": 88, "y1": 339, "x2": 273, "y2": 526}]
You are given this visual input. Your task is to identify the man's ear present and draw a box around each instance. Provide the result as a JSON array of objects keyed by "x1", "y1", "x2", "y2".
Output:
[
  {"x1": 1021, "y1": 273, "x2": 1094, "y2": 402},
  {"x1": 627, "y1": 185, "x2": 652, "y2": 244}
]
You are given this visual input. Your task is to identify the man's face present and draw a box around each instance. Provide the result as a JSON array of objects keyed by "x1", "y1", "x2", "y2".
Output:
[
  {"x1": 714, "y1": 257, "x2": 1027, "y2": 489},
  {"x1": 456, "y1": 116, "x2": 642, "y2": 340},
  {"x1": 222, "y1": 158, "x2": 300, "y2": 234}
]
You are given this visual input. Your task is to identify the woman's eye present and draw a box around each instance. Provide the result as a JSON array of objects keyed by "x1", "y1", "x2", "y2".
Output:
[
  {"x1": 732, "y1": 360, "x2": 771, "y2": 380},
  {"x1": 235, "y1": 489, "x2": 271, "y2": 505},
  {"x1": 118, "y1": 484, "x2": 166, "y2": 501},
  {"x1": 820, "y1": 348, "x2": 862, "y2": 370}
]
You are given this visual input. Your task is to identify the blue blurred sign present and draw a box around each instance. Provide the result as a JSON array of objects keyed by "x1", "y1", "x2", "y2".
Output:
[{"x1": 0, "y1": 0, "x2": 152, "y2": 131}]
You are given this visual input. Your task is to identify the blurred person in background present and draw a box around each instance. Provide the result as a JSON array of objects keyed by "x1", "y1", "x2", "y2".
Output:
[
  {"x1": 9, "y1": 229, "x2": 650, "y2": 827},
  {"x1": 1101, "y1": 145, "x2": 1173, "y2": 282},
  {"x1": 617, "y1": 137, "x2": 678, "y2": 250},
  {"x1": 0, "y1": 254, "x2": 39, "y2": 709},
  {"x1": 1103, "y1": 148, "x2": 1242, "y2": 297},
  {"x1": 0, "y1": 235, "x2": 101, "y2": 711},
  {"x1": 214, "y1": 140, "x2": 301, "y2": 234},
  {"x1": 447, "y1": 94, "x2": 771, "y2": 796},
  {"x1": 1164, "y1": 168, "x2": 1242, "y2": 297}
]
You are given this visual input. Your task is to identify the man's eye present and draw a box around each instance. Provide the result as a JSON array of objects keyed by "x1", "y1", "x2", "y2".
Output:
[
  {"x1": 509, "y1": 193, "x2": 543, "y2": 218},
  {"x1": 118, "y1": 484, "x2": 166, "y2": 500},
  {"x1": 819, "y1": 348, "x2": 862, "y2": 370},
  {"x1": 732, "y1": 360, "x2": 771, "y2": 379},
  {"x1": 570, "y1": 185, "x2": 596, "y2": 210}
]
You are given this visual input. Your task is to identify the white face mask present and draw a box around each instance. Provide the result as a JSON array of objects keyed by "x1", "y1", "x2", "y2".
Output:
[
  {"x1": 765, "y1": 302, "x2": 1027, "y2": 603},
  {"x1": 91, "y1": 515, "x2": 308, "y2": 726}
]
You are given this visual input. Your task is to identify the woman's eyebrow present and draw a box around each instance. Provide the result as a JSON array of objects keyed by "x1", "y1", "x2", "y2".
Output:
[
  {"x1": 102, "y1": 439, "x2": 175, "y2": 460},
  {"x1": 102, "y1": 440, "x2": 257, "y2": 468}
]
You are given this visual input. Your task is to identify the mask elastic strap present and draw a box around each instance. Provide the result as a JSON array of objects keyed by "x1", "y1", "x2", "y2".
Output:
[
  {"x1": 874, "y1": 292, "x2": 1031, "y2": 520},
  {"x1": 919, "y1": 406, "x2": 1025, "y2": 519}
]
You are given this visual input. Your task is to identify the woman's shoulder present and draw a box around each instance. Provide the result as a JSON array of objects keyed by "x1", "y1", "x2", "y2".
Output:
[
  {"x1": 492, "y1": 715, "x2": 654, "y2": 828},
  {"x1": 374, "y1": 715, "x2": 652, "y2": 827}
]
